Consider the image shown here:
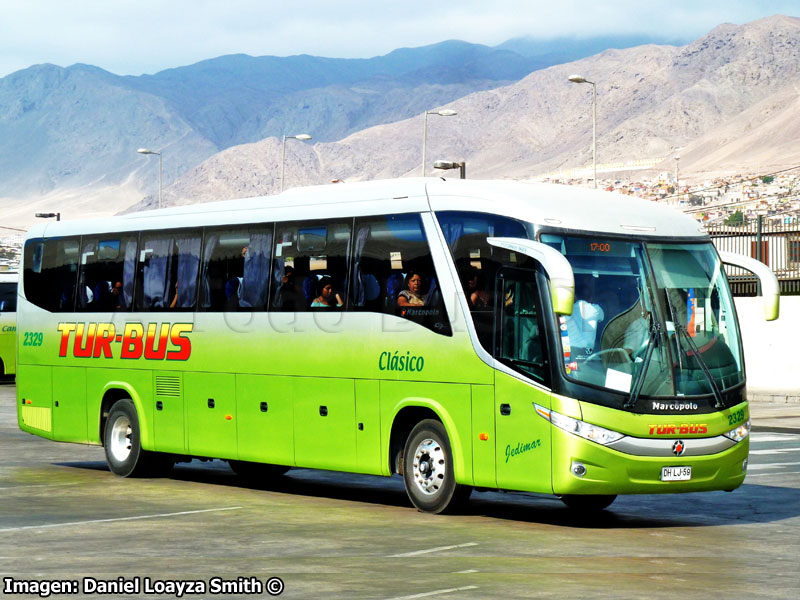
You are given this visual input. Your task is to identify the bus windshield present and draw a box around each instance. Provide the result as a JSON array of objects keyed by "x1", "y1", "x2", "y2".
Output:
[{"x1": 541, "y1": 235, "x2": 744, "y2": 404}]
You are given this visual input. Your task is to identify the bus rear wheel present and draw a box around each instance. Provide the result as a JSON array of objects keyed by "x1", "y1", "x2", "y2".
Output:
[
  {"x1": 560, "y1": 494, "x2": 616, "y2": 511},
  {"x1": 402, "y1": 419, "x2": 472, "y2": 514},
  {"x1": 104, "y1": 398, "x2": 172, "y2": 477}
]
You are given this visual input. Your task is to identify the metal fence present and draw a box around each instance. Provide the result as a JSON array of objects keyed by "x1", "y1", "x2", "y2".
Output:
[{"x1": 707, "y1": 221, "x2": 800, "y2": 296}]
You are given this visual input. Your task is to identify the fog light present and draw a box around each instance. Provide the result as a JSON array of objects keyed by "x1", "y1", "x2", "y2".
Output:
[
  {"x1": 742, "y1": 458, "x2": 748, "y2": 473},
  {"x1": 571, "y1": 462, "x2": 587, "y2": 478}
]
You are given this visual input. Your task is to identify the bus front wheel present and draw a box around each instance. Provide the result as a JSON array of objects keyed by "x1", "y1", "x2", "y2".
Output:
[
  {"x1": 402, "y1": 419, "x2": 472, "y2": 514},
  {"x1": 104, "y1": 398, "x2": 172, "y2": 477},
  {"x1": 560, "y1": 494, "x2": 616, "y2": 511}
]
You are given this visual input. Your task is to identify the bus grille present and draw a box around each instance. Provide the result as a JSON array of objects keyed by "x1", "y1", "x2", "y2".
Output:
[
  {"x1": 21, "y1": 406, "x2": 52, "y2": 432},
  {"x1": 155, "y1": 375, "x2": 181, "y2": 397}
]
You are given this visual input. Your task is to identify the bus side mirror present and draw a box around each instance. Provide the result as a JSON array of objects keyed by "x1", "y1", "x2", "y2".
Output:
[
  {"x1": 719, "y1": 251, "x2": 780, "y2": 321},
  {"x1": 487, "y1": 237, "x2": 575, "y2": 315}
]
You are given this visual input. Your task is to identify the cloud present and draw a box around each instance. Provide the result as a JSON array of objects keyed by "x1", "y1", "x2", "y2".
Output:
[{"x1": 0, "y1": 0, "x2": 797, "y2": 77}]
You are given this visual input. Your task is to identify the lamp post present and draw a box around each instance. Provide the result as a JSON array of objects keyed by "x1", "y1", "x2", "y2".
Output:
[
  {"x1": 433, "y1": 160, "x2": 466, "y2": 179},
  {"x1": 137, "y1": 148, "x2": 162, "y2": 209},
  {"x1": 422, "y1": 109, "x2": 457, "y2": 176},
  {"x1": 35, "y1": 212, "x2": 60, "y2": 221},
  {"x1": 568, "y1": 75, "x2": 597, "y2": 189},
  {"x1": 281, "y1": 133, "x2": 312, "y2": 193}
]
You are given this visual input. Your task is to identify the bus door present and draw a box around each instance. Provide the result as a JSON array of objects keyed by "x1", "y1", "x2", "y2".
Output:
[{"x1": 493, "y1": 268, "x2": 553, "y2": 493}]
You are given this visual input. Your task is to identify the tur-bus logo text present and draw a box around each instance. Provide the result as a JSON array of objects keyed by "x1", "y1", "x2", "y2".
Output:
[{"x1": 56, "y1": 322, "x2": 193, "y2": 361}]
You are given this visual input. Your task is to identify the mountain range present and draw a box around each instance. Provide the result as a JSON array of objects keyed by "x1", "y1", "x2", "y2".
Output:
[
  {"x1": 1, "y1": 17, "x2": 798, "y2": 224},
  {"x1": 159, "y1": 15, "x2": 800, "y2": 210},
  {"x1": 0, "y1": 33, "x2": 669, "y2": 227}
]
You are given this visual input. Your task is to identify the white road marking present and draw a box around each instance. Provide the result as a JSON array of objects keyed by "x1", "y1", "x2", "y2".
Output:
[
  {"x1": 386, "y1": 586, "x2": 479, "y2": 600},
  {"x1": 747, "y1": 461, "x2": 800, "y2": 471},
  {"x1": 0, "y1": 506, "x2": 242, "y2": 533},
  {"x1": 0, "y1": 483, "x2": 80, "y2": 491},
  {"x1": 389, "y1": 542, "x2": 478, "y2": 558},
  {"x1": 455, "y1": 569, "x2": 479, "y2": 574},
  {"x1": 751, "y1": 434, "x2": 800, "y2": 443},
  {"x1": 746, "y1": 471, "x2": 800, "y2": 478},
  {"x1": 749, "y1": 447, "x2": 800, "y2": 455}
]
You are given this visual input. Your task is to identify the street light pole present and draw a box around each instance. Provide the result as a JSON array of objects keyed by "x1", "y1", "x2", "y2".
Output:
[
  {"x1": 568, "y1": 75, "x2": 597, "y2": 189},
  {"x1": 433, "y1": 160, "x2": 466, "y2": 179},
  {"x1": 137, "y1": 148, "x2": 162, "y2": 209},
  {"x1": 281, "y1": 133, "x2": 312, "y2": 193},
  {"x1": 422, "y1": 109, "x2": 457, "y2": 177}
]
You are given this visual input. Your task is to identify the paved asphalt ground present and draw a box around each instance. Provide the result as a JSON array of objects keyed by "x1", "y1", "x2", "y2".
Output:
[{"x1": 2, "y1": 380, "x2": 800, "y2": 599}]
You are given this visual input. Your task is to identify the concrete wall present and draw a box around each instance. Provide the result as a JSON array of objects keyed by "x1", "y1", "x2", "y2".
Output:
[{"x1": 735, "y1": 295, "x2": 800, "y2": 402}]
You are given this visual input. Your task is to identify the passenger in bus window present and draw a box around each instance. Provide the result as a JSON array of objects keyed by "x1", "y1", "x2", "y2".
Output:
[
  {"x1": 311, "y1": 276, "x2": 343, "y2": 308},
  {"x1": 169, "y1": 281, "x2": 179, "y2": 309},
  {"x1": 274, "y1": 266, "x2": 299, "y2": 309},
  {"x1": 463, "y1": 268, "x2": 490, "y2": 309},
  {"x1": 397, "y1": 271, "x2": 426, "y2": 307},
  {"x1": 111, "y1": 281, "x2": 124, "y2": 310},
  {"x1": 565, "y1": 278, "x2": 604, "y2": 360}
]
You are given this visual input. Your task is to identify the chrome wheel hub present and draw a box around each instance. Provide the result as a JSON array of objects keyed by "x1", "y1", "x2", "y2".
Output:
[
  {"x1": 109, "y1": 416, "x2": 133, "y2": 462},
  {"x1": 412, "y1": 438, "x2": 446, "y2": 495}
]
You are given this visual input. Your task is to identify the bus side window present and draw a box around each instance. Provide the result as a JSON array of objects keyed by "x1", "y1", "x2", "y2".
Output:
[
  {"x1": 0, "y1": 282, "x2": 16, "y2": 313},
  {"x1": 135, "y1": 232, "x2": 201, "y2": 311},
  {"x1": 270, "y1": 219, "x2": 351, "y2": 311},
  {"x1": 352, "y1": 214, "x2": 451, "y2": 336},
  {"x1": 23, "y1": 237, "x2": 80, "y2": 312},
  {"x1": 76, "y1": 236, "x2": 137, "y2": 312},
  {"x1": 496, "y1": 268, "x2": 548, "y2": 385},
  {"x1": 436, "y1": 211, "x2": 529, "y2": 348},
  {"x1": 199, "y1": 225, "x2": 273, "y2": 311}
]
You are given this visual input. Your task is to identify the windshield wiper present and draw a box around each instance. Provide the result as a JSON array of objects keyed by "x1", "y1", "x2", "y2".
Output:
[
  {"x1": 624, "y1": 318, "x2": 660, "y2": 410},
  {"x1": 675, "y1": 325, "x2": 726, "y2": 409}
]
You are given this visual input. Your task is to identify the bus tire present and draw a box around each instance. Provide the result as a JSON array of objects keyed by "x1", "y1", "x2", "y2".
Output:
[
  {"x1": 402, "y1": 419, "x2": 472, "y2": 514},
  {"x1": 228, "y1": 460, "x2": 289, "y2": 479},
  {"x1": 560, "y1": 494, "x2": 616, "y2": 511},
  {"x1": 104, "y1": 398, "x2": 172, "y2": 477}
]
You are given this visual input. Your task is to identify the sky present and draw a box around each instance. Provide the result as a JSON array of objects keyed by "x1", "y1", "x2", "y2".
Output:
[{"x1": 0, "y1": 0, "x2": 798, "y2": 78}]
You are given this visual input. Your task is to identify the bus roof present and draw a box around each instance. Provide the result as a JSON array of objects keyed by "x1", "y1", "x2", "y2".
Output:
[{"x1": 26, "y1": 178, "x2": 706, "y2": 240}]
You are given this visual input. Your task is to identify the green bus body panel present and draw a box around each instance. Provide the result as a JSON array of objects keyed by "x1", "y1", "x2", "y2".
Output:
[
  {"x1": 494, "y1": 372, "x2": 552, "y2": 494},
  {"x1": 470, "y1": 384, "x2": 496, "y2": 488},
  {"x1": 17, "y1": 364, "x2": 53, "y2": 439},
  {"x1": 153, "y1": 372, "x2": 186, "y2": 454},
  {"x1": 87, "y1": 370, "x2": 154, "y2": 447},
  {"x1": 186, "y1": 372, "x2": 237, "y2": 459},
  {"x1": 52, "y1": 367, "x2": 87, "y2": 443},
  {"x1": 355, "y1": 380, "x2": 382, "y2": 475},
  {"x1": 380, "y1": 380, "x2": 473, "y2": 485},
  {"x1": 294, "y1": 377, "x2": 357, "y2": 471},
  {"x1": 0, "y1": 312, "x2": 15, "y2": 375},
  {"x1": 236, "y1": 374, "x2": 295, "y2": 466}
]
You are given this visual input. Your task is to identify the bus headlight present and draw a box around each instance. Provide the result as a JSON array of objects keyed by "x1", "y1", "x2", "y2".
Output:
[
  {"x1": 535, "y1": 404, "x2": 625, "y2": 446},
  {"x1": 723, "y1": 419, "x2": 750, "y2": 443}
]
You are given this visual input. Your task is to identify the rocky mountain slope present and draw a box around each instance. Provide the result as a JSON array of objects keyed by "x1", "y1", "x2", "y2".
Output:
[
  {"x1": 2, "y1": 37, "x2": 626, "y2": 208},
  {"x1": 160, "y1": 15, "x2": 800, "y2": 208}
]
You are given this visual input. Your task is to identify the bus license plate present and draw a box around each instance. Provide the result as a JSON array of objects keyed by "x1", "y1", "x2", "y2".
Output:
[{"x1": 661, "y1": 466, "x2": 691, "y2": 481}]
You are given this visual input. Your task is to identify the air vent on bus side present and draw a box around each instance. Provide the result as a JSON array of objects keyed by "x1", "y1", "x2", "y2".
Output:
[{"x1": 155, "y1": 375, "x2": 181, "y2": 397}]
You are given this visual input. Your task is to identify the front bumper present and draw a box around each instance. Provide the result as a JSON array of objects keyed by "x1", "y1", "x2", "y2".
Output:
[{"x1": 551, "y1": 426, "x2": 749, "y2": 495}]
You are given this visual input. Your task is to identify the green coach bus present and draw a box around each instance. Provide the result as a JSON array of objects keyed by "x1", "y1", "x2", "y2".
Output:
[
  {"x1": 1, "y1": 272, "x2": 18, "y2": 378},
  {"x1": 16, "y1": 179, "x2": 779, "y2": 513}
]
